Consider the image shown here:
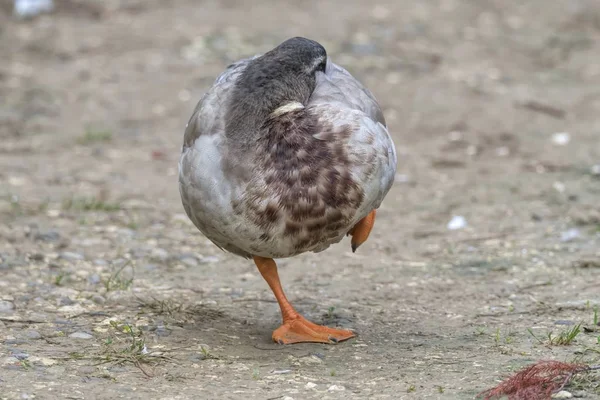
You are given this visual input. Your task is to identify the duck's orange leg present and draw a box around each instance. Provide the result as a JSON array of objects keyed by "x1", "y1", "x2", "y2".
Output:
[
  {"x1": 253, "y1": 256, "x2": 355, "y2": 344},
  {"x1": 349, "y1": 209, "x2": 376, "y2": 252}
]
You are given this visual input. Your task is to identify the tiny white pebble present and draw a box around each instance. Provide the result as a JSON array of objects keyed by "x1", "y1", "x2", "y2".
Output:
[
  {"x1": 305, "y1": 382, "x2": 317, "y2": 389},
  {"x1": 328, "y1": 385, "x2": 345, "y2": 392},
  {"x1": 271, "y1": 369, "x2": 292, "y2": 375},
  {"x1": 69, "y1": 332, "x2": 93, "y2": 340},
  {"x1": 447, "y1": 215, "x2": 467, "y2": 230},
  {"x1": 551, "y1": 390, "x2": 573, "y2": 399},
  {"x1": 553, "y1": 181, "x2": 565, "y2": 193},
  {"x1": 551, "y1": 132, "x2": 570, "y2": 146},
  {"x1": 560, "y1": 228, "x2": 580, "y2": 242}
]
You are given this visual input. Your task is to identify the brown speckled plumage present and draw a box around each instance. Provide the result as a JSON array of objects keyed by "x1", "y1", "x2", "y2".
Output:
[{"x1": 239, "y1": 108, "x2": 364, "y2": 256}]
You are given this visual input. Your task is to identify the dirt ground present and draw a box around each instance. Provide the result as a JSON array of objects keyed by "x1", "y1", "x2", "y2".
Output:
[{"x1": 1, "y1": 0, "x2": 600, "y2": 399}]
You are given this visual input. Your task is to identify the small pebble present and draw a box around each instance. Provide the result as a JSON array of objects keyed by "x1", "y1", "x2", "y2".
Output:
[
  {"x1": 551, "y1": 132, "x2": 570, "y2": 146},
  {"x1": 155, "y1": 322, "x2": 171, "y2": 337},
  {"x1": 58, "y1": 297, "x2": 75, "y2": 306},
  {"x1": 34, "y1": 230, "x2": 60, "y2": 242},
  {"x1": 88, "y1": 274, "x2": 101, "y2": 285},
  {"x1": 25, "y1": 330, "x2": 42, "y2": 340},
  {"x1": 0, "y1": 300, "x2": 15, "y2": 313},
  {"x1": 328, "y1": 385, "x2": 345, "y2": 392},
  {"x1": 560, "y1": 228, "x2": 580, "y2": 242},
  {"x1": 79, "y1": 366, "x2": 96, "y2": 375},
  {"x1": 200, "y1": 256, "x2": 219, "y2": 264},
  {"x1": 60, "y1": 252, "x2": 84, "y2": 262},
  {"x1": 447, "y1": 215, "x2": 467, "y2": 230},
  {"x1": 91, "y1": 294, "x2": 106, "y2": 304},
  {"x1": 151, "y1": 248, "x2": 170, "y2": 262},
  {"x1": 11, "y1": 351, "x2": 29, "y2": 360},
  {"x1": 29, "y1": 253, "x2": 45, "y2": 261},
  {"x1": 591, "y1": 164, "x2": 600, "y2": 176},
  {"x1": 69, "y1": 332, "x2": 93, "y2": 340},
  {"x1": 305, "y1": 382, "x2": 317, "y2": 389},
  {"x1": 553, "y1": 181, "x2": 566, "y2": 193},
  {"x1": 554, "y1": 320, "x2": 575, "y2": 326},
  {"x1": 14, "y1": 0, "x2": 54, "y2": 18},
  {"x1": 552, "y1": 390, "x2": 573, "y2": 399},
  {"x1": 271, "y1": 369, "x2": 292, "y2": 374},
  {"x1": 180, "y1": 256, "x2": 199, "y2": 268}
]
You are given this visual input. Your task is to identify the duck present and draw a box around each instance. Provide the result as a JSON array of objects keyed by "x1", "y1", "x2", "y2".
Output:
[{"x1": 179, "y1": 37, "x2": 397, "y2": 344}]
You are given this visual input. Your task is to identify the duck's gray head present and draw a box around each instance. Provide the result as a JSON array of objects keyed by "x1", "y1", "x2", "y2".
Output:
[
  {"x1": 226, "y1": 37, "x2": 327, "y2": 137},
  {"x1": 265, "y1": 37, "x2": 327, "y2": 76}
]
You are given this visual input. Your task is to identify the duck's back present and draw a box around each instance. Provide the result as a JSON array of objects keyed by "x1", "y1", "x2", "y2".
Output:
[{"x1": 179, "y1": 56, "x2": 396, "y2": 259}]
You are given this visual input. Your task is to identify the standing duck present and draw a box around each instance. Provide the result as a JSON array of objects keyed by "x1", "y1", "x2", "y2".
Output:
[{"x1": 179, "y1": 37, "x2": 397, "y2": 344}]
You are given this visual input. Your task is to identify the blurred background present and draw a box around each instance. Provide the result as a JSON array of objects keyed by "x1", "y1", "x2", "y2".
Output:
[{"x1": 1, "y1": 1, "x2": 599, "y2": 399}]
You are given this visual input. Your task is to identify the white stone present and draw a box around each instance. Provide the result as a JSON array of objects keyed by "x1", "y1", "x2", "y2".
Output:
[
  {"x1": 69, "y1": 332, "x2": 93, "y2": 340},
  {"x1": 552, "y1": 390, "x2": 573, "y2": 399},
  {"x1": 551, "y1": 132, "x2": 570, "y2": 146},
  {"x1": 447, "y1": 215, "x2": 467, "y2": 230}
]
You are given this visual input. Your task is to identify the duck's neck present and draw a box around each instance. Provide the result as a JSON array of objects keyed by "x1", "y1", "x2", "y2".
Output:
[{"x1": 225, "y1": 59, "x2": 315, "y2": 142}]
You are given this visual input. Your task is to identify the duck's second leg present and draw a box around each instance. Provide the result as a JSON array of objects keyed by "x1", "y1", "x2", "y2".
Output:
[
  {"x1": 253, "y1": 256, "x2": 355, "y2": 345},
  {"x1": 349, "y1": 209, "x2": 376, "y2": 252}
]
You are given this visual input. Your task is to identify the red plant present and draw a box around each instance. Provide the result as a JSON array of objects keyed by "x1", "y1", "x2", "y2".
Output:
[{"x1": 478, "y1": 360, "x2": 592, "y2": 400}]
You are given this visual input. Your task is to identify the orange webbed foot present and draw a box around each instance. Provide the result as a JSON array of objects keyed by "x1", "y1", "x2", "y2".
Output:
[
  {"x1": 349, "y1": 209, "x2": 377, "y2": 252},
  {"x1": 253, "y1": 256, "x2": 356, "y2": 345},
  {"x1": 272, "y1": 316, "x2": 356, "y2": 344}
]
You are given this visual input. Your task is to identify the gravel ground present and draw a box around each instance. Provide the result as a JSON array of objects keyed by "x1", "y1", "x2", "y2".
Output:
[{"x1": 1, "y1": 0, "x2": 600, "y2": 399}]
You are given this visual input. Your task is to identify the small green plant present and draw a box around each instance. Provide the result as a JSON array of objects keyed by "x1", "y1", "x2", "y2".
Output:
[
  {"x1": 407, "y1": 384, "x2": 416, "y2": 393},
  {"x1": 437, "y1": 386, "x2": 445, "y2": 393},
  {"x1": 528, "y1": 323, "x2": 582, "y2": 346},
  {"x1": 325, "y1": 306, "x2": 336, "y2": 320},
  {"x1": 54, "y1": 271, "x2": 68, "y2": 286},
  {"x1": 594, "y1": 307, "x2": 598, "y2": 326},
  {"x1": 199, "y1": 346, "x2": 217, "y2": 360},
  {"x1": 103, "y1": 261, "x2": 134, "y2": 292},
  {"x1": 549, "y1": 323, "x2": 581, "y2": 345},
  {"x1": 475, "y1": 327, "x2": 486, "y2": 336},
  {"x1": 252, "y1": 368, "x2": 260, "y2": 380},
  {"x1": 330, "y1": 369, "x2": 336, "y2": 376},
  {"x1": 494, "y1": 328, "x2": 516, "y2": 345},
  {"x1": 78, "y1": 128, "x2": 112, "y2": 145}
]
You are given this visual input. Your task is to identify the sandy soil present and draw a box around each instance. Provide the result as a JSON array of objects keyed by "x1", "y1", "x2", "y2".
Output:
[{"x1": 1, "y1": 0, "x2": 600, "y2": 399}]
